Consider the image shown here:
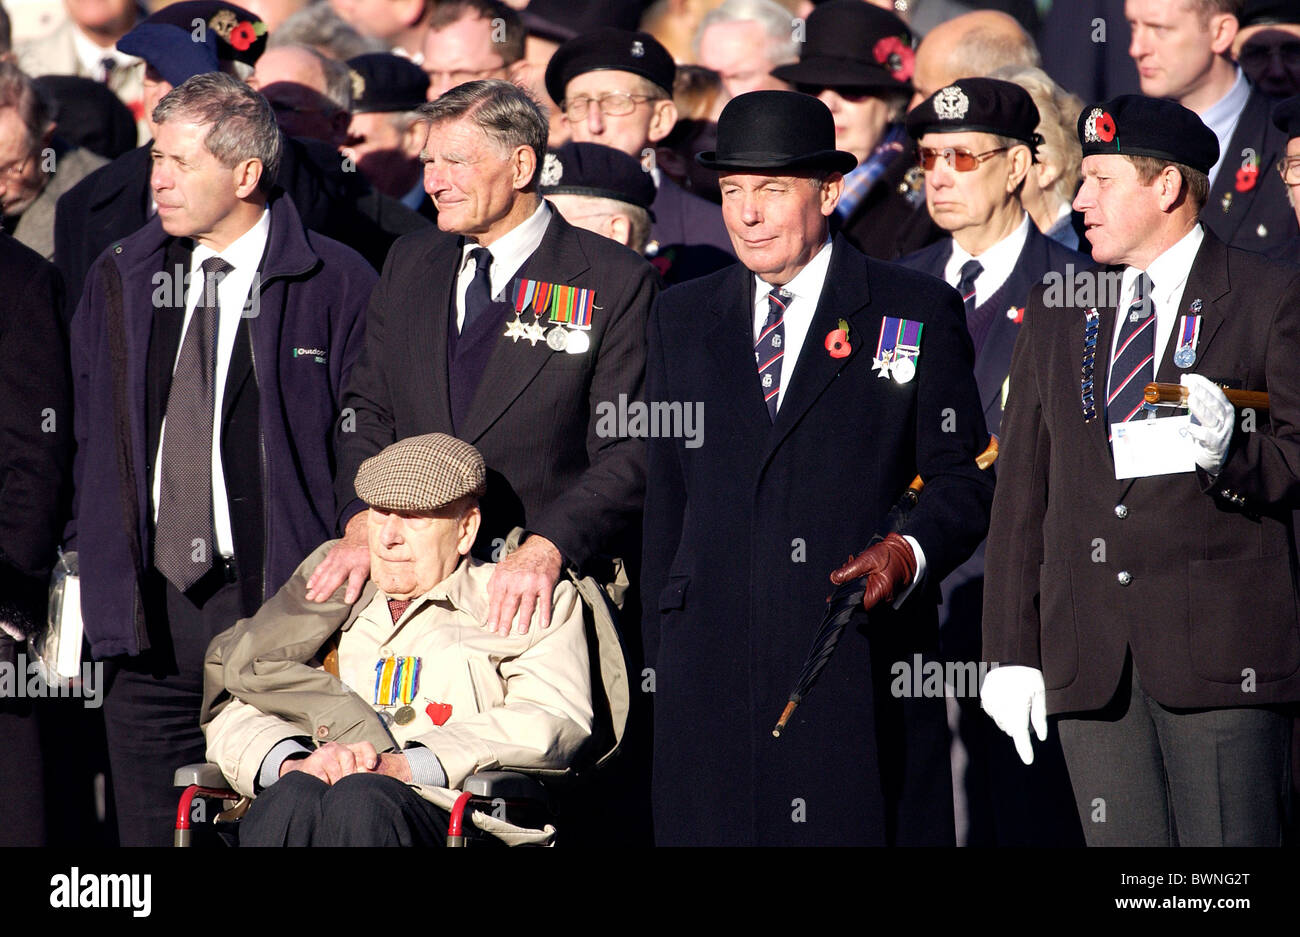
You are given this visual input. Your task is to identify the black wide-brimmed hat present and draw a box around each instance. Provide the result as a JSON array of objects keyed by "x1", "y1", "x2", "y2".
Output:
[
  {"x1": 770, "y1": 0, "x2": 914, "y2": 94},
  {"x1": 696, "y1": 91, "x2": 858, "y2": 174}
]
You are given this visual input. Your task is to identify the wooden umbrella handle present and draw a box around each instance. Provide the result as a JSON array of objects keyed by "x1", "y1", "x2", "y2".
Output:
[{"x1": 1143, "y1": 382, "x2": 1270, "y2": 410}]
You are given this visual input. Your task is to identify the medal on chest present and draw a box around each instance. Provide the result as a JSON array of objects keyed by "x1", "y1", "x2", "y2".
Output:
[
  {"x1": 374, "y1": 654, "x2": 421, "y2": 725},
  {"x1": 504, "y1": 278, "x2": 595, "y2": 354}
]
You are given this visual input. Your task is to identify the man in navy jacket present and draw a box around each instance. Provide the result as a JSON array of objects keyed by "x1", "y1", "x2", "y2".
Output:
[{"x1": 67, "y1": 73, "x2": 374, "y2": 845}]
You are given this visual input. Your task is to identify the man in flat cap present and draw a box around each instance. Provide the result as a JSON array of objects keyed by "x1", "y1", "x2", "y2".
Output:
[
  {"x1": 343, "y1": 52, "x2": 434, "y2": 217},
  {"x1": 541, "y1": 141, "x2": 656, "y2": 255},
  {"x1": 982, "y1": 94, "x2": 1300, "y2": 845},
  {"x1": 642, "y1": 90, "x2": 995, "y2": 846},
  {"x1": 201, "y1": 433, "x2": 594, "y2": 846},
  {"x1": 545, "y1": 27, "x2": 734, "y2": 281},
  {"x1": 1126, "y1": 0, "x2": 1296, "y2": 250},
  {"x1": 770, "y1": 0, "x2": 943, "y2": 261},
  {"x1": 899, "y1": 77, "x2": 1088, "y2": 846}
]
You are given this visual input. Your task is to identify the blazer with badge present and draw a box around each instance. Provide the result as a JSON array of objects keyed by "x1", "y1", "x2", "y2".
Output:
[
  {"x1": 335, "y1": 208, "x2": 658, "y2": 573},
  {"x1": 1202, "y1": 87, "x2": 1298, "y2": 253},
  {"x1": 983, "y1": 226, "x2": 1300, "y2": 716},
  {"x1": 641, "y1": 235, "x2": 995, "y2": 845}
]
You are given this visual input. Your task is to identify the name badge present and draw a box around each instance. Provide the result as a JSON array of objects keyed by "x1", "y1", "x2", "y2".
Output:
[{"x1": 1111, "y1": 416, "x2": 1197, "y2": 479}]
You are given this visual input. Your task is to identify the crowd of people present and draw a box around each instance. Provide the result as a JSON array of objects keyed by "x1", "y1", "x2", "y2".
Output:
[{"x1": 1, "y1": 0, "x2": 1299, "y2": 848}]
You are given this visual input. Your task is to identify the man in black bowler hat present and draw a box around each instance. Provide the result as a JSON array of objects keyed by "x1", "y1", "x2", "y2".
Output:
[
  {"x1": 641, "y1": 89, "x2": 995, "y2": 845},
  {"x1": 982, "y1": 94, "x2": 1300, "y2": 845},
  {"x1": 545, "y1": 27, "x2": 734, "y2": 281},
  {"x1": 899, "y1": 76, "x2": 1088, "y2": 846}
]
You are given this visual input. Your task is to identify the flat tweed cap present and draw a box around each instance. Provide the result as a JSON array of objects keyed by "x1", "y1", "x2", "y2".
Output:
[{"x1": 355, "y1": 434, "x2": 487, "y2": 512}]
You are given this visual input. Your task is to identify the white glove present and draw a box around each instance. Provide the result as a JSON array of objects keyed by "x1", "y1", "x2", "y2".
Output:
[
  {"x1": 1181, "y1": 373, "x2": 1233, "y2": 476},
  {"x1": 980, "y1": 665, "x2": 1047, "y2": 765}
]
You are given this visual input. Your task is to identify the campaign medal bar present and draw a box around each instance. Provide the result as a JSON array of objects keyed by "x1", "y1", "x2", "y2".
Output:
[{"x1": 374, "y1": 655, "x2": 422, "y2": 726}]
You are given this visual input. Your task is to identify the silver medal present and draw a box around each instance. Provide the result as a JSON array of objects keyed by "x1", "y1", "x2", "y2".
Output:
[
  {"x1": 564, "y1": 329, "x2": 590, "y2": 354},
  {"x1": 546, "y1": 326, "x2": 569, "y2": 351},
  {"x1": 892, "y1": 357, "x2": 916, "y2": 384}
]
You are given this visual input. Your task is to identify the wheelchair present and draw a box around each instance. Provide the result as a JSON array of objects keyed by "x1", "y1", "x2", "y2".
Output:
[{"x1": 173, "y1": 548, "x2": 630, "y2": 847}]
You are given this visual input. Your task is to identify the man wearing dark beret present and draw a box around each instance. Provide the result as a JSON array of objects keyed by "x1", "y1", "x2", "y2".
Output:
[
  {"x1": 982, "y1": 94, "x2": 1300, "y2": 845},
  {"x1": 541, "y1": 141, "x2": 656, "y2": 254},
  {"x1": 344, "y1": 52, "x2": 434, "y2": 218},
  {"x1": 899, "y1": 77, "x2": 1089, "y2": 846},
  {"x1": 201, "y1": 434, "x2": 595, "y2": 845},
  {"x1": 1127, "y1": 0, "x2": 1297, "y2": 251},
  {"x1": 1234, "y1": 0, "x2": 1300, "y2": 97},
  {"x1": 546, "y1": 27, "x2": 735, "y2": 281},
  {"x1": 642, "y1": 90, "x2": 994, "y2": 845}
]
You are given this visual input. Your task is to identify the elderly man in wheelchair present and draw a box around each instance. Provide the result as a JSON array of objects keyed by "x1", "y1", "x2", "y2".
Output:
[{"x1": 194, "y1": 433, "x2": 599, "y2": 846}]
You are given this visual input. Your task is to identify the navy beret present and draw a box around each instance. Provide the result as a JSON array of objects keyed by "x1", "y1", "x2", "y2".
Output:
[
  {"x1": 1078, "y1": 95, "x2": 1219, "y2": 175},
  {"x1": 347, "y1": 53, "x2": 429, "y2": 113},
  {"x1": 540, "y1": 142, "x2": 656, "y2": 212},
  {"x1": 117, "y1": 23, "x2": 220, "y2": 87},
  {"x1": 544, "y1": 28, "x2": 675, "y2": 104},
  {"x1": 144, "y1": 1, "x2": 268, "y2": 66},
  {"x1": 906, "y1": 77, "x2": 1042, "y2": 150}
]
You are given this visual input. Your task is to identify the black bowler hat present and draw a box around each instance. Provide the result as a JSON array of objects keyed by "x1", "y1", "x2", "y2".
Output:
[
  {"x1": 906, "y1": 78, "x2": 1042, "y2": 152},
  {"x1": 770, "y1": 0, "x2": 914, "y2": 93},
  {"x1": 347, "y1": 53, "x2": 429, "y2": 113},
  {"x1": 117, "y1": 23, "x2": 220, "y2": 87},
  {"x1": 696, "y1": 91, "x2": 857, "y2": 174},
  {"x1": 540, "y1": 142, "x2": 656, "y2": 212},
  {"x1": 544, "y1": 28, "x2": 675, "y2": 104},
  {"x1": 145, "y1": 1, "x2": 268, "y2": 66},
  {"x1": 1240, "y1": 0, "x2": 1300, "y2": 28},
  {"x1": 1078, "y1": 96, "x2": 1219, "y2": 175}
]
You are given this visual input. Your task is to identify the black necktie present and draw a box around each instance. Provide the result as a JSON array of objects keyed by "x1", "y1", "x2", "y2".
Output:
[
  {"x1": 1106, "y1": 272, "x2": 1156, "y2": 432},
  {"x1": 155, "y1": 256, "x2": 232, "y2": 592},
  {"x1": 957, "y1": 259, "x2": 983, "y2": 319},
  {"x1": 756, "y1": 287, "x2": 790, "y2": 422},
  {"x1": 100, "y1": 56, "x2": 117, "y2": 85},
  {"x1": 462, "y1": 247, "x2": 493, "y2": 333}
]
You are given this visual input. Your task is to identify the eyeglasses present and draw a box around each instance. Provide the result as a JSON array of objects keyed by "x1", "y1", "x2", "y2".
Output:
[
  {"x1": 916, "y1": 145, "x2": 1008, "y2": 172},
  {"x1": 563, "y1": 92, "x2": 656, "y2": 121},
  {"x1": 1278, "y1": 156, "x2": 1300, "y2": 186},
  {"x1": 0, "y1": 152, "x2": 32, "y2": 181}
]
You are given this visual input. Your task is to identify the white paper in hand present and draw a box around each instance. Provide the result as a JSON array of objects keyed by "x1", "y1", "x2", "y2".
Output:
[{"x1": 1111, "y1": 415, "x2": 1198, "y2": 479}]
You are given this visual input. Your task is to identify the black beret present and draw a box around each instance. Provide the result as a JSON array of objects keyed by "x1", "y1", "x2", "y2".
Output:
[
  {"x1": 1273, "y1": 93, "x2": 1300, "y2": 137},
  {"x1": 145, "y1": 1, "x2": 268, "y2": 66},
  {"x1": 906, "y1": 78, "x2": 1042, "y2": 151},
  {"x1": 1240, "y1": 0, "x2": 1300, "y2": 28},
  {"x1": 346, "y1": 53, "x2": 429, "y2": 113},
  {"x1": 544, "y1": 28, "x2": 675, "y2": 104},
  {"x1": 540, "y1": 142, "x2": 656, "y2": 211},
  {"x1": 1077, "y1": 95, "x2": 1219, "y2": 176}
]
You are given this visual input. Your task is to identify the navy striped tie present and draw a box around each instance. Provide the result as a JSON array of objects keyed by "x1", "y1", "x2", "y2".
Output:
[
  {"x1": 756, "y1": 288, "x2": 790, "y2": 422},
  {"x1": 957, "y1": 259, "x2": 982, "y2": 319},
  {"x1": 1106, "y1": 273, "x2": 1156, "y2": 433}
]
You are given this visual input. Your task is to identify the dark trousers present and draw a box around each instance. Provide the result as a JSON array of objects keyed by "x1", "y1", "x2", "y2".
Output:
[
  {"x1": 1057, "y1": 656, "x2": 1293, "y2": 846},
  {"x1": 240, "y1": 772, "x2": 451, "y2": 846},
  {"x1": 102, "y1": 570, "x2": 244, "y2": 847},
  {"x1": 0, "y1": 697, "x2": 45, "y2": 845}
]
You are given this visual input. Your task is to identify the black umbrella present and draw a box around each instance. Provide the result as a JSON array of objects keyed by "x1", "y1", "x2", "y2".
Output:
[{"x1": 772, "y1": 437, "x2": 999, "y2": 738}]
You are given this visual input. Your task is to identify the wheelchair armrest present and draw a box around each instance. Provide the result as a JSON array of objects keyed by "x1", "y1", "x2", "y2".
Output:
[
  {"x1": 174, "y1": 763, "x2": 231, "y2": 788},
  {"x1": 462, "y1": 770, "x2": 549, "y2": 801}
]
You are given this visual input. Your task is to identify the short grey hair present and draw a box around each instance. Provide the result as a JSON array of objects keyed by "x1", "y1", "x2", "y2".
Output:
[
  {"x1": 153, "y1": 72, "x2": 283, "y2": 191},
  {"x1": 0, "y1": 61, "x2": 52, "y2": 153},
  {"x1": 418, "y1": 80, "x2": 547, "y2": 186},
  {"x1": 305, "y1": 43, "x2": 354, "y2": 112},
  {"x1": 693, "y1": 0, "x2": 801, "y2": 65},
  {"x1": 270, "y1": 3, "x2": 387, "y2": 60}
]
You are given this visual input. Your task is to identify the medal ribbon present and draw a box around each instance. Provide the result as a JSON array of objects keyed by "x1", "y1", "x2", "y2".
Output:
[
  {"x1": 373, "y1": 656, "x2": 421, "y2": 706},
  {"x1": 1177, "y1": 314, "x2": 1201, "y2": 354}
]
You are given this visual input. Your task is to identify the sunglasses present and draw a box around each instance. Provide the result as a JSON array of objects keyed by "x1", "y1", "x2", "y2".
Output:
[{"x1": 916, "y1": 145, "x2": 1008, "y2": 172}]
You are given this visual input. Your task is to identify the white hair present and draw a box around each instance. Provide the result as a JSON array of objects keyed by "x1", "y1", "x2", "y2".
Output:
[{"x1": 692, "y1": 0, "x2": 800, "y2": 66}]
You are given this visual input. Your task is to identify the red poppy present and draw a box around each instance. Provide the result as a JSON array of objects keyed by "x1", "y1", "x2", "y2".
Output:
[
  {"x1": 825, "y1": 328, "x2": 851, "y2": 358},
  {"x1": 229, "y1": 21, "x2": 258, "y2": 51},
  {"x1": 426, "y1": 702, "x2": 452, "y2": 726},
  {"x1": 873, "y1": 36, "x2": 915, "y2": 82},
  {"x1": 1007, "y1": 306, "x2": 1025, "y2": 324},
  {"x1": 1095, "y1": 112, "x2": 1116, "y2": 143},
  {"x1": 649, "y1": 254, "x2": 672, "y2": 277},
  {"x1": 1235, "y1": 164, "x2": 1258, "y2": 192}
]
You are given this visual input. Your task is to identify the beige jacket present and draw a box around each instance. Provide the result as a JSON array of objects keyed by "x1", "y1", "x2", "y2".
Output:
[
  {"x1": 202, "y1": 543, "x2": 594, "y2": 801},
  {"x1": 14, "y1": 145, "x2": 107, "y2": 260}
]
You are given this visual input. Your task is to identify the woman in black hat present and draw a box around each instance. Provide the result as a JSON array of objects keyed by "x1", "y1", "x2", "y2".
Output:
[{"x1": 770, "y1": 0, "x2": 943, "y2": 260}]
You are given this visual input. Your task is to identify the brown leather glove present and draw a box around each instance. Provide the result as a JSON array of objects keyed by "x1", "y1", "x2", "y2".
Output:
[{"x1": 829, "y1": 532, "x2": 918, "y2": 612}]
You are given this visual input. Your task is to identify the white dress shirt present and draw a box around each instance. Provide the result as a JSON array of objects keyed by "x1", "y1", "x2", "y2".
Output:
[
  {"x1": 749, "y1": 238, "x2": 927, "y2": 598},
  {"x1": 1108, "y1": 223, "x2": 1205, "y2": 403},
  {"x1": 942, "y1": 212, "x2": 1032, "y2": 306},
  {"x1": 750, "y1": 238, "x2": 833, "y2": 410},
  {"x1": 152, "y1": 207, "x2": 271, "y2": 559},
  {"x1": 70, "y1": 25, "x2": 139, "y2": 80},
  {"x1": 454, "y1": 200, "x2": 552, "y2": 332}
]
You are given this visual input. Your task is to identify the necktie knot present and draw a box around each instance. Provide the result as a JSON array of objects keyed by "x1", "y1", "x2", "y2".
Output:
[
  {"x1": 957, "y1": 259, "x2": 983, "y2": 297},
  {"x1": 1128, "y1": 272, "x2": 1155, "y2": 321},
  {"x1": 469, "y1": 247, "x2": 491, "y2": 278},
  {"x1": 199, "y1": 256, "x2": 233, "y2": 307}
]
